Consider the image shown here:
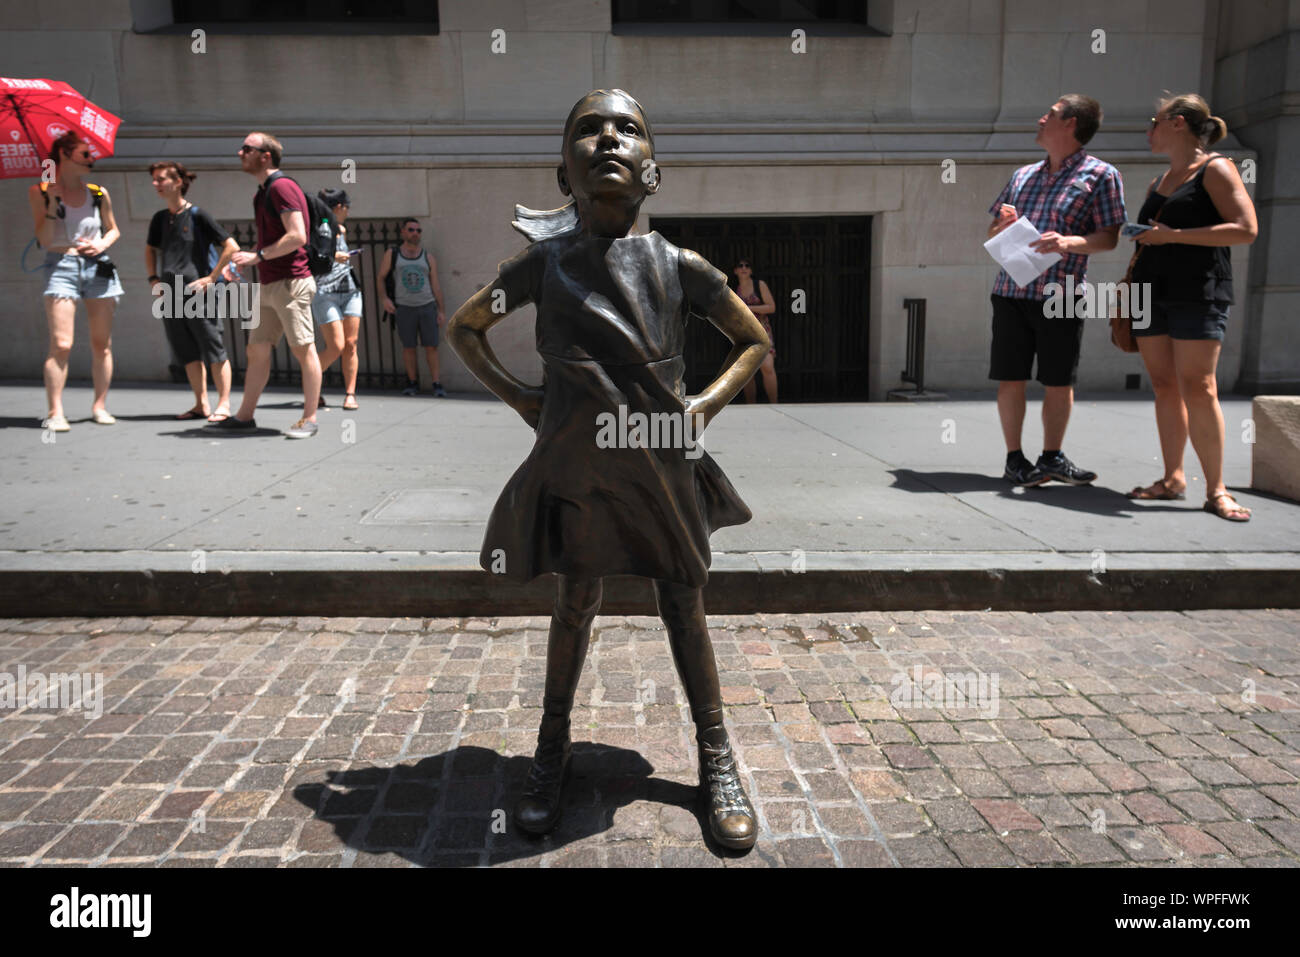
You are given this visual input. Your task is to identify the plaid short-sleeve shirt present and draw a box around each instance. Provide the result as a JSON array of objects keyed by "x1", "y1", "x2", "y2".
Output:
[{"x1": 988, "y1": 149, "x2": 1126, "y2": 300}]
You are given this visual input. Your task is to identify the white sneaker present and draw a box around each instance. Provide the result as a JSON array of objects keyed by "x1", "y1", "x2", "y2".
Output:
[
  {"x1": 41, "y1": 414, "x2": 70, "y2": 432},
  {"x1": 91, "y1": 409, "x2": 116, "y2": 425},
  {"x1": 284, "y1": 418, "x2": 318, "y2": 439}
]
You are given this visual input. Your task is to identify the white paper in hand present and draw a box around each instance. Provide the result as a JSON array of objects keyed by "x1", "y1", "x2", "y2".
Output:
[{"x1": 983, "y1": 217, "x2": 1062, "y2": 289}]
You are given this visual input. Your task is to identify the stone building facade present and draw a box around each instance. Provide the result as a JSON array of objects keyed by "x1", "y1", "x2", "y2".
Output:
[{"x1": 0, "y1": 1, "x2": 1293, "y2": 398}]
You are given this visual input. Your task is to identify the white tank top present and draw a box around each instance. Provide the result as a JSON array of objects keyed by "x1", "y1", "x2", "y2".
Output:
[{"x1": 56, "y1": 188, "x2": 101, "y2": 245}]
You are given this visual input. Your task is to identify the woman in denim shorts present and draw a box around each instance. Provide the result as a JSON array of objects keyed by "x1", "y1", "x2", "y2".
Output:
[
  {"x1": 1127, "y1": 94, "x2": 1258, "y2": 522},
  {"x1": 26, "y1": 132, "x2": 123, "y2": 431},
  {"x1": 311, "y1": 189, "x2": 363, "y2": 410}
]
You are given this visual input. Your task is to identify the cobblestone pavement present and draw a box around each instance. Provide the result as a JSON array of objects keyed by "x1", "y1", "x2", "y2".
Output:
[{"x1": 0, "y1": 610, "x2": 1298, "y2": 868}]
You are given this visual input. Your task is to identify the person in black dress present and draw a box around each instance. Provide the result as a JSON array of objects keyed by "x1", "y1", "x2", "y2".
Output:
[
  {"x1": 731, "y1": 259, "x2": 778, "y2": 403},
  {"x1": 447, "y1": 90, "x2": 771, "y2": 849},
  {"x1": 1127, "y1": 94, "x2": 1258, "y2": 521}
]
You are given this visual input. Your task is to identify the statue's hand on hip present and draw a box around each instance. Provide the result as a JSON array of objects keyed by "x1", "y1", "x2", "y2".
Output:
[{"x1": 515, "y1": 387, "x2": 544, "y2": 430}]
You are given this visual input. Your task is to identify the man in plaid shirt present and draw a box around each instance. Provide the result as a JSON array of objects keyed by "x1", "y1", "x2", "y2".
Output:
[{"x1": 987, "y1": 94, "x2": 1126, "y2": 488}]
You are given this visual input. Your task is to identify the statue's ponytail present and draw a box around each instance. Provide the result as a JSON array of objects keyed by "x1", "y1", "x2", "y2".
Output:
[{"x1": 512, "y1": 201, "x2": 581, "y2": 242}]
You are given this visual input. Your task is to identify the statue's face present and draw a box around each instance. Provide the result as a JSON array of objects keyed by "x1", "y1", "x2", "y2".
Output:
[{"x1": 560, "y1": 92, "x2": 653, "y2": 202}]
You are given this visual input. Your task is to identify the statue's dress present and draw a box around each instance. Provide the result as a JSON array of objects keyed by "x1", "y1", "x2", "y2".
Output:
[{"x1": 481, "y1": 230, "x2": 751, "y2": 587}]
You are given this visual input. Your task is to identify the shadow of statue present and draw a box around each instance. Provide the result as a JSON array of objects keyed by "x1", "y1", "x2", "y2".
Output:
[{"x1": 292, "y1": 743, "x2": 743, "y2": 865}]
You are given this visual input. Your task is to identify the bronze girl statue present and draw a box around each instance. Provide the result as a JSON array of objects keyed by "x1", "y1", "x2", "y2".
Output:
[{"x1": 447, "y1": 90, "x2": 770, "y2": 850}]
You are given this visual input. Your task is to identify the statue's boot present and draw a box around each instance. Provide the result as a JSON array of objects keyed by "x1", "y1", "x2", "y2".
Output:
[
  {"x1": 697, "y1": 725, "x2": 757, "y2": 850},
  {"x1": 514, "y1": 714, "x2": 571, "y2": 835},
  {"x1": 514, "y1": 577, "x2": 600, "y2": 836}
]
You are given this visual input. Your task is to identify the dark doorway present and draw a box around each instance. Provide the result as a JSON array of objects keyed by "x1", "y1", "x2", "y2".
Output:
[{"x1": 651, "y1": 216, "x2": 871, "y2": 402}]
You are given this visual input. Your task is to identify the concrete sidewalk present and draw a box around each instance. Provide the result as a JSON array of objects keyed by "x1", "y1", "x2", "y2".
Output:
[{"x1": 1, "y1": 382, "x2": 1296, "y2": 615}]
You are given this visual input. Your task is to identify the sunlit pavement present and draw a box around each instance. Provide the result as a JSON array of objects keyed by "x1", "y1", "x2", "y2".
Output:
[{"x1": 1, "y1": 609, "x2": 1297, "y2": 867}]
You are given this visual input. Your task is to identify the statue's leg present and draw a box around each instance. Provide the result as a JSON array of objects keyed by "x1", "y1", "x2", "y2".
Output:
[
  {"x1": 514, "y1": 574, "x2": 602, "y2": 834},
  {"x1": 653, "y1": 579, "x2": 757, "y2": 850}
]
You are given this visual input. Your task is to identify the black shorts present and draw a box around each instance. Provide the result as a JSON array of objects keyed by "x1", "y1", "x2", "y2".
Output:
[
  {"x1": 988, "y1": 294, "x2": 1085, "y2": 387},
  {"x1": 163, "y1": 313, "x2": 228, "y2": 366},
  {"x1": 1133, "y1": 301, "x2": 1228, "y2": 341}
]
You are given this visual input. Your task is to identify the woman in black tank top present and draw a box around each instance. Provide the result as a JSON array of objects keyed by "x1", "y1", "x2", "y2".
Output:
[
  {"x1": 729, "y1": 260, "x2": 778, "y2": 403},
  {"x1": 1125, "y1": 94, "x2": 1258, "y2": 522}
]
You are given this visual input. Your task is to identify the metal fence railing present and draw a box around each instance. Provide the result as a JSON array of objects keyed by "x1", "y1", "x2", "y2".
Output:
[
  {"x1": 218, "y1": 219, "x2": 412, "y2": 391},
  {"x1": 900, "y1": 297, "x2": 927, "y2": 394}
]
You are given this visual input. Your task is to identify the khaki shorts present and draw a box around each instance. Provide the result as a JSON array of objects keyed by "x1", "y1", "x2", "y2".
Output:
[{"x1": 249, "y1": 276, "x2": 317, "y2": 348}]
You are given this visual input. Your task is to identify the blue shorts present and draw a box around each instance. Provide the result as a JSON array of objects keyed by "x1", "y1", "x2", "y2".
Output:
[
  {"x1": 312, "y1": 289, "x2": 363, "y2": 326},
  {"x1": 43, "y1": 251, "x2": 123, "y2": 301}
]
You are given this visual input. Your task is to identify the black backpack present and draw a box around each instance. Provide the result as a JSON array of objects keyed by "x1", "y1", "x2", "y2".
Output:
[{"x1": 260, "y1": 171, "x2": 336, "y2": 278}]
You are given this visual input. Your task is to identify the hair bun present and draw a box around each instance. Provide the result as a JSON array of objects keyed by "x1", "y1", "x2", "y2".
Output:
[{"x1": 1205, "y1": 115, "x2": 1227, "y2": 145}]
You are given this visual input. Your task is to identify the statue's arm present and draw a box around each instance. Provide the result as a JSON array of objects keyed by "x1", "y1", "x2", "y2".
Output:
[
  {"x1": 687, "y1": 285, "x2": 770, "y2": 430},
  {"x1": 447, "y1": 282, "x2": 544, "y2": 428}
]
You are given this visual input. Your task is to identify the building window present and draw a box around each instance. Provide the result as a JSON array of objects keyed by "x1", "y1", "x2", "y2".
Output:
[
  {"x1": 612, "y1": 0, "x2": 877, "y2": 36},
  {"x1": 159, "y1": 0, "x2": 438, "y2": 33}
]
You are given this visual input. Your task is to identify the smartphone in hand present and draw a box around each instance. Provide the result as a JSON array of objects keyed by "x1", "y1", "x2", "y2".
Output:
[{"x1": 1121, "y1": 223, "x2": 1153, "y2": 239}]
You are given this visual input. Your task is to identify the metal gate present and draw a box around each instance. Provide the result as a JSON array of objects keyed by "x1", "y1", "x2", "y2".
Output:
[
  {"x1": 218, "y1": 219, "x2": 413, "y2": 390},
  {"x1": 650, "y1": 216, "x2": 871, "y2": 402}
]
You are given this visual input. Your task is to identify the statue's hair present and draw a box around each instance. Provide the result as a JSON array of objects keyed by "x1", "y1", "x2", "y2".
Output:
[{"x1": 512, "y1": 90, "x2": 654, "y2": 243}]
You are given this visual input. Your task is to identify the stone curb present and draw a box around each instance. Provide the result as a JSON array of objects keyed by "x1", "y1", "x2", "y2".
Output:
[{"x1": 3, "y1": 550, "x2": 1299, "y2": 616}]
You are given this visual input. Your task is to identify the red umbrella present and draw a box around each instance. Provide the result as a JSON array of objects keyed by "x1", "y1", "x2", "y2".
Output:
[{"x1": 0, "y1": 77, "x2": 121, "y2": 179}]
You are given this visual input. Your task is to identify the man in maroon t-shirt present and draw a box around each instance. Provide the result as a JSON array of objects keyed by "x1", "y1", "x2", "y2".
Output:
[{"x1": 207, "y1": 131, "x2": 322, "y2": 439}]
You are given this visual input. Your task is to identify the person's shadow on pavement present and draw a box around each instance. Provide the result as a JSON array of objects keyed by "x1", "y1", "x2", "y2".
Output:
[
  {"x1": 292, "y1": 744, "x2": 744, "y2": 865},
  {"x1": 888, "y1": 468, "x2": 1189, "y2": 516},
  {"x1": 3, "y1": 414, "x2": 197, "y2": 429},
  {"x1": 163, "y1": 425, "x2": 282, "y2": 438},
  {"x1": 103, "y1": 413, "x2": 195, "y2": 422}
]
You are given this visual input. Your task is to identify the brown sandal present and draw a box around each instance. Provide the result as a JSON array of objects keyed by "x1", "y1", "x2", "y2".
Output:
[
  {"x1": 1203, "y1": 491, "x2": 1251, "y2": 522},
  {"x1": 1127, "y1": 478, "x2": 1186, "y2": 500}
]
